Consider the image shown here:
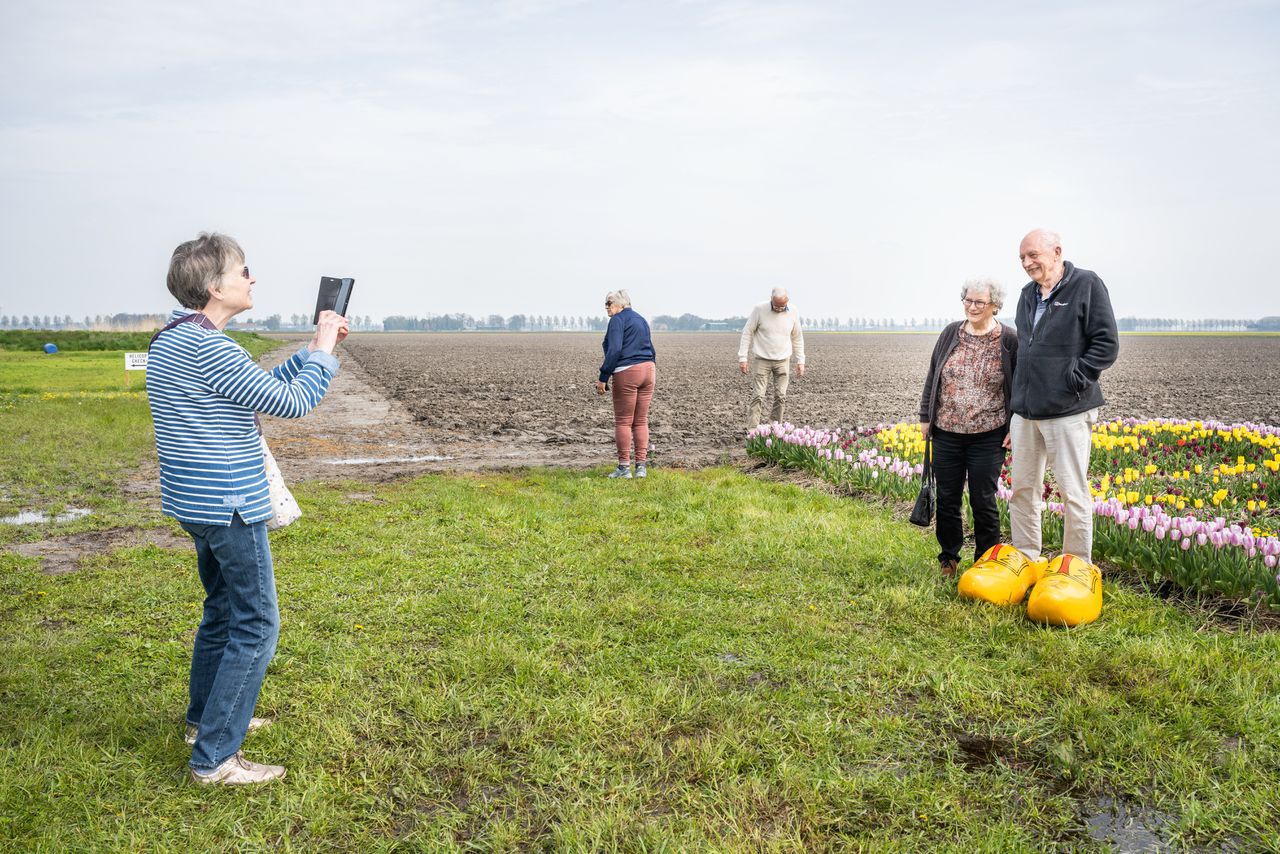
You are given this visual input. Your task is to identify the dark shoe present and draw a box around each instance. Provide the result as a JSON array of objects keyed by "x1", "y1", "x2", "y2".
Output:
[{"x1": 940, "y1": 558, "x2": 959, "y2": 578}]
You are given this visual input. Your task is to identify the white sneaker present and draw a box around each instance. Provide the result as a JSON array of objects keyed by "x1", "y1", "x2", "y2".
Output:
[
  {"x1": 190, "y1": 751, "x2": 286, "y2": 785},
  {"x1": 634, "y1": 463, "x2": 647, "y2": 478},
  {"x1": 607, "y1": 464, "x2": 632, "y2": 479},
  {"x1": 185, "y1": 716, "x2": 272, "y2": 746}
]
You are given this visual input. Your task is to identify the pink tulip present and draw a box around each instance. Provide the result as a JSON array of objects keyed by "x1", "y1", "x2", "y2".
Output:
[{"x1": 1181, "y1": 538, "x2": 1191, "y2": 550}]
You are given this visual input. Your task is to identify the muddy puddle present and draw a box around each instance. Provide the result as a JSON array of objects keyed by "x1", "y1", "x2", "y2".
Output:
[{"x1": 1, "y1": 507, "x2": 92, "y2": 525}]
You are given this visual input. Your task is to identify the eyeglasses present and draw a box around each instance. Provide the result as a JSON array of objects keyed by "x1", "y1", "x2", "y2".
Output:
[
  {"x1": 241, "y1": 266, "x2": 251, "y2": 280},
  {"x1": 961, "y1": 298, "x2": 990, "y2": 309},
  {"x1": 770, "y1": 303, "x2": 788, "y2": 312},
  {"x1": 605, "y1": 301, "x2": 613, "y2": 307}
]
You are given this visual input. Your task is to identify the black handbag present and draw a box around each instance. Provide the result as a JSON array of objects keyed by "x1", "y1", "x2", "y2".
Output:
[{"x1": 909, "y1": 436, "x2": 935, "y2": 527}]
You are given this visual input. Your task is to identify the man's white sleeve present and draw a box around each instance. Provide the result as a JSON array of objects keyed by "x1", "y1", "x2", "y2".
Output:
[{"x1": 738, "y1": 307, "x2": 758, "y2": 362}]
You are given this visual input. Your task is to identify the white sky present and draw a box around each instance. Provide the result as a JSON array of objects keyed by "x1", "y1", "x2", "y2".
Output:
[{"x1": 1, "y1": 0, "x2": 1276, "y2": 322}]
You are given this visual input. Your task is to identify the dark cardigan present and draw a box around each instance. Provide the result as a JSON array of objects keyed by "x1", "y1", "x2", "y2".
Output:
[{"x1": 918, "y1": 321, "x2": 1019, "y2": 434}]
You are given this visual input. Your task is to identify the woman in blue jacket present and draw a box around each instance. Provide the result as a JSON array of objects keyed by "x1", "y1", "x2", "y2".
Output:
[{"x1": 595, "y1": 290, "x2": 657, "y2": 478}]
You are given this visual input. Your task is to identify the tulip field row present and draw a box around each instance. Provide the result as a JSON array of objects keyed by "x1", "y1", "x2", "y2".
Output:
[{"x1": 746, "y1": 418, "x2": 1280, "y2": 605}]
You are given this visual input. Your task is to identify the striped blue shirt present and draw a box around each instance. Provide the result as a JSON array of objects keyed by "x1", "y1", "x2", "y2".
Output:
[{"x1": 146, "y1": 310, "x2": 339, "y2": 525}]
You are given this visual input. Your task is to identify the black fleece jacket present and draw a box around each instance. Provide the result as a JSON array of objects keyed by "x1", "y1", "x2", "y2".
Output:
[
  {"x1": 1011, "y1": 261, "x2": 1119, "y2": 419},
  {"x1": 918, "y1": 321, "x2": 1018, "y2": 431}
]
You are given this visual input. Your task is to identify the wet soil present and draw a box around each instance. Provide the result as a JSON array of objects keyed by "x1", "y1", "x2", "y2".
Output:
[{"x1": 8, "y1": 527, "x2": 189, "y2": 575}]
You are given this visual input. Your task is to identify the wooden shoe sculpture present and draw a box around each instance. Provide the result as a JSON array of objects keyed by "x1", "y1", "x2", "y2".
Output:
[
  {"x1": 956, "y1": 544, "x2": 1043, "y2": 606},
  {"x1": 1026, "y1": 554, "x2": 1103, "y2": 627}
]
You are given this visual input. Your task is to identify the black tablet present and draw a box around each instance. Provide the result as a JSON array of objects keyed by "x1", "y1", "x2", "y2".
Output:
[{"x1": 313, "y1": 276, "x2": 355, "y2": 324}]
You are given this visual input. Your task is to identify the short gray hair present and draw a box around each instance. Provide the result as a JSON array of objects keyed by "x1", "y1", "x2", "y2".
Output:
[
  {"x1": 167, "y1": 232, "x2": 244, "y2": 309},
  {"x1": 605, "y1": 289, "x2": 631, "y2": 308},
  {"x1": 770, "y1": 287, "x2": 788, "y2": 300},
  {"x1": 1025, "y1": 228, "x2": 1062, "y2": 252},
  {"x1": 960, "y1": 277, "x2": 1006, "y2": 310}
]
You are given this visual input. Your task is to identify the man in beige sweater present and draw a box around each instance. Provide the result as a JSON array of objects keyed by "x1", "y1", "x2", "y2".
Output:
[{"x1": 738, "y1": 288, "x2": 806, "y2": 428}]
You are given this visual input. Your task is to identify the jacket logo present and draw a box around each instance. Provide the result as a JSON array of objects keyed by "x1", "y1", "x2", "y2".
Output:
[{"x1": 1053, "y1": 301, "x2": 1069, "y2": 307}]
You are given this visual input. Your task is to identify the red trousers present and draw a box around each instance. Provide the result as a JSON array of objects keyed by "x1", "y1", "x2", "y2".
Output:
[{"x1": 610, "y1": 361, "x2": 656, "y2": 463}]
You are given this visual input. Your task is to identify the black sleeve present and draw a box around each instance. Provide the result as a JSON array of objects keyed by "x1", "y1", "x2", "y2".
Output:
[
  {"x1": 919, "y1": 326, "x2": 952, "y2": 423},
  {"x1": 1077, "y1": 278, "x2": 1119, "y2": 381}
]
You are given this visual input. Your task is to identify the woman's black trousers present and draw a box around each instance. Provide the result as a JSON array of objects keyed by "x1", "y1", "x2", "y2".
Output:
[{"x1": 932, "y1": 425, "x2": 1008, "y2": 564}]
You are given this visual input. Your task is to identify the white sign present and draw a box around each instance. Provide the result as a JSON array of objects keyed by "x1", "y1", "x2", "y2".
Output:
[{"x1": 124, "y1": 352, "x2": 148, "y2": 371}]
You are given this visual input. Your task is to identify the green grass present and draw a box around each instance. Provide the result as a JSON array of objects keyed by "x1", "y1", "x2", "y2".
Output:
[
  {"x1": 0, "y1": 351, "x2": 154, "y2": 393},
  {"x1": 2, "y1": 342, "x2": 1280, "y2": 850},
  {"x1": 0, "y1": 329, "x2": 274, "y2": 352},
  {"x1": 3, "y1": 469, "x2": 1280, "y2": 850}
]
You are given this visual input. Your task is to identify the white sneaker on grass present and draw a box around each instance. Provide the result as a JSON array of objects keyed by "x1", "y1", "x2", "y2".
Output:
[
  {"x1": 607, "y1": 464, "x2": 632, "y2": 479},
  {"x1": 185, "y1": 716, "x2": 272, "y2": 746},
  {"x1": 635, "y1": 463, "x2": 647, "y2": 478},
  {"x1": 190, "y1": 751, "x2": 286, "y2": 786}
]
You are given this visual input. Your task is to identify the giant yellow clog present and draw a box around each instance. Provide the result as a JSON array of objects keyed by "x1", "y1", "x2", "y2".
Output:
[
  {"x1": 1025, "y1": 554, "x2": 1103, "y2": 627},
  {"x1": 957, "y1": 544, "x2": 1043, "y2": 606}
]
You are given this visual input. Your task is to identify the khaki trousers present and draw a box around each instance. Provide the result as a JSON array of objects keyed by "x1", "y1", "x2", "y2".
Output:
[
  {"x1": 748, "y1": 357, "x2": 791, "y2": 428},
  {"x1": 1009, "y1": 409, "x2": 1097, "y2": 562}
]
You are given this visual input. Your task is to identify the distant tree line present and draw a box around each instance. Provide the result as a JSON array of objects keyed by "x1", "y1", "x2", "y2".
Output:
[
  {"x1": 380, "y1": 314, "x2": 611, "y2": 332},
  {"x1": 1115, "y1": 317, "x2": 1274, "y2": 332},
  {"x1": 0, "y1": 313, "x2": 167, "y2": 331},
  {"x1": 226, "y1": 314, "x2": 380, "y2": 332},
  {"x1": 5, "y1": 313, "x2": 1279, "y2": 333}
]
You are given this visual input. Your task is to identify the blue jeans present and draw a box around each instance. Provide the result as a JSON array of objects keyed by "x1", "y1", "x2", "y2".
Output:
[{"x1": 179, "y1": 513, "x2": 279, "y2": 771}]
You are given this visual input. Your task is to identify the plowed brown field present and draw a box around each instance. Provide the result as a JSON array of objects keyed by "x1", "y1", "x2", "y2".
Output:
[{"x1": 330, "y1": 332, "x2": 1280, "y2": 469}]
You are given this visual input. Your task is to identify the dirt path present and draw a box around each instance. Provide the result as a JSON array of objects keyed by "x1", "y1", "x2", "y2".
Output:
[{"x1": 259, "y1": 340, "x2": 635, "y2": 481}]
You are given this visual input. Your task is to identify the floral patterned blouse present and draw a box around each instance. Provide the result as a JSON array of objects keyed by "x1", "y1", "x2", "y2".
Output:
[{"x1": 934, "y1": 325, "x2": 1007, "y2": 434}]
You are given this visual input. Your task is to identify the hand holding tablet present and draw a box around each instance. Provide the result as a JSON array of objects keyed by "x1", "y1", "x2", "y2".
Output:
[{"x1": 310, "y1": 311, "x2": 348, "y2": 354}]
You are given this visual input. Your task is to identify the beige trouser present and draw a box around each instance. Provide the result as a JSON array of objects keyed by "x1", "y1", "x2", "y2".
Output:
[
  {"x1": 1009, "y1": 409, "x2": 1098, "y2": 562},
  {"x1": 748, "y1": 357, "x2": 791, "y2": 427}
]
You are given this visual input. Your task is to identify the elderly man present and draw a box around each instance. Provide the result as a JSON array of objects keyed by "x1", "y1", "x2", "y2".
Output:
[
  {"x1": 738, "y1": 288, "x2": 806, "y2": 428},
  {"x1": 1009, "y1": 229, "x2": 1118, "y2": 563}
]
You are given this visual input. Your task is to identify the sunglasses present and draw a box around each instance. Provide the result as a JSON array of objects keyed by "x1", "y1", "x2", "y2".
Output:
[{"x1": 241, "y1": 266, "x2": 251, "y2": 279}]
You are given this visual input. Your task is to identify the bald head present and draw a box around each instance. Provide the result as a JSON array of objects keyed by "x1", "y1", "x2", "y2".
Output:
[{"x1": 1019, "y1": 228, "x2": 1065, "y2": 289}]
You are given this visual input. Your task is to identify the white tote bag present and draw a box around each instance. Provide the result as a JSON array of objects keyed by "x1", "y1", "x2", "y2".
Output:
[{"x1": 261, "y1": 437, "x2": 302, "y2": 531}]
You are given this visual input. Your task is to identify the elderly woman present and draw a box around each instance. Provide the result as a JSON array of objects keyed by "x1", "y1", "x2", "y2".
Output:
[
  {"x1": 919, "y1": 278, "x2": 1019, "y2": 577},
  {"x1": 595, "y1": 290, "x2": 656, "y2": 478},
  {"x1": 147, "y1": 232, "x2": 347, "y2": 785}
]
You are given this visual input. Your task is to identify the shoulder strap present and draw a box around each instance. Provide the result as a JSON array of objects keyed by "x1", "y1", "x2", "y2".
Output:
[{"x1": 148, "y1": 313, "x2": 218, "y2": 352}]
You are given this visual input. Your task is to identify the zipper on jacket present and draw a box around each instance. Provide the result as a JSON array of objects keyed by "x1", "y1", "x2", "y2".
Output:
[{"x1": 1028, "y1": 295, "x2": 1054, "y2": 347}]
